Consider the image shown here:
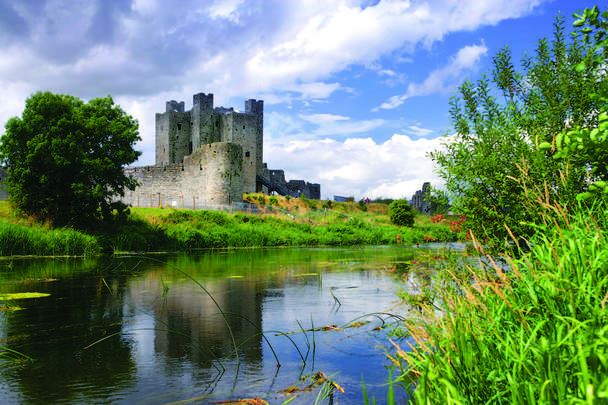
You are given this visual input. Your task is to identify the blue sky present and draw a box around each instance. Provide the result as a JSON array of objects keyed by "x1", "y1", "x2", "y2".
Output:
[{"x1": 0, "y1": 0, "x2": 599, "y2": 199}]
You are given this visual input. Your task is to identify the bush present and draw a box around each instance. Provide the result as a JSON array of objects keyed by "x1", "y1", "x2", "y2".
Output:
[{"x1": 388, "y1": 200, "x2": 415, "y2": 227}]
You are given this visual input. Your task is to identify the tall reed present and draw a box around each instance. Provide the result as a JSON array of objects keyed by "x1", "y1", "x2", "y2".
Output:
[
  {"x1": 392, "y1": 203, "x2": 608, "y2": 403},
  {"x1": 0, "y1": 220, "x2": 99, "y2": 256}
]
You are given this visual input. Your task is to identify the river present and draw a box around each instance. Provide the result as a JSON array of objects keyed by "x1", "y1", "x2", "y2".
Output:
[{"x1": 0, "y1": 245, "x2": 432, "y2": 404}]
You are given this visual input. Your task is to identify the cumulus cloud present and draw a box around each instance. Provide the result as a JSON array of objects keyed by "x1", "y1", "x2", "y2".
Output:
[
  {"x1": 374, "y1": 42, "x2": 488, "y2": 110},
  {"x1": 0, "y1": 0, "x2": 544, "y2": 166},
  {"x1": 265, "y1": 134, "x2": 450, "y2": 200},
  {"x1": 266, "y1": 111, "x2": 386, "y2": 142}
]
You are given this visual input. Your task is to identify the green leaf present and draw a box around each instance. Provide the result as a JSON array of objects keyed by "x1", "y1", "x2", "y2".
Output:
[
  {"x1": 575, "y1": 62, "x2": 586, "y2": 72},
  {"x1": 573, "y1": 19, "x2": 585, "y2": 27},
  {"x1": 539, "y1": 142, "x2": 552, "y2": 150},
  {"x1": 576, "y1": 192, "x2": 594, "y2": 201}
]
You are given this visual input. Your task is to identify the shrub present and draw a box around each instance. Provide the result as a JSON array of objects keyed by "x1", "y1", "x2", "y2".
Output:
[{"x1": 388, "y1": 200, "x2": 415, "y2": 227}]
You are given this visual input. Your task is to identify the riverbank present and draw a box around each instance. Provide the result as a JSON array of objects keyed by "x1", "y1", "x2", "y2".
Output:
[
  {"x1": 392, "y1": 204, "x2": 608, "y2": 403},
  {"x1": 0, "y1": 199, "x2": 456, "y2": 256}
]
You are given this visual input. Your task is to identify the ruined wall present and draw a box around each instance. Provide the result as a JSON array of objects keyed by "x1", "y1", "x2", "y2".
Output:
[
  {"x1": 266, "y1": 169, "x2": 320, "y2": 199},
  {"x1": 124, "y1": 164, "x2": 184, "y2": 207},
  {"x1": 183, "y1": 142, "x2": 243, "y2": 205},
  {"x1": 410, "y1": 182, "x2": 431, "y2": 213},
  {"x1": 125, "y1": 142, "x2": 243, "y2": 207}
]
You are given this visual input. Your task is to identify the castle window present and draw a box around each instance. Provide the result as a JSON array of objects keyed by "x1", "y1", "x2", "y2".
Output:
[
  {"x1": 176, "y1": 135, "x2": 179, "y2": 140},
  {"x1": 243, "y1": 125, "x2": 246, "y2": 129},
  {"x1": 177, "y1": 123, "x2": 182, "y2": 131},
  {"x1": 245, "y1": 151, "x2": 250, "y2": 158},
  {"x1": 189, "y1": 142, "x2": 193, "y2": 154}
]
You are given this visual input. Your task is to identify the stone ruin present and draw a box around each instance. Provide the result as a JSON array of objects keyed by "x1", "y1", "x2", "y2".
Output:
[
  {"x1": 410, "y1": 182, "x2": 431, "y2": 213},
  {"x1": 121, "y1": 92, "x2": 321, "y2": 208}
]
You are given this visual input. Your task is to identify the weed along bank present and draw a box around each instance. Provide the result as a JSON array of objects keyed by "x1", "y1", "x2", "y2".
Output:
[{"x1": 122, "y1": 92, "x2": 321, "y2": 209}]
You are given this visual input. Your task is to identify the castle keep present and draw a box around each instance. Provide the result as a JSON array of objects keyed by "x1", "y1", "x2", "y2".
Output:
[{"x1": 122, "y1": 92, "x2": 320, "y2": 208}]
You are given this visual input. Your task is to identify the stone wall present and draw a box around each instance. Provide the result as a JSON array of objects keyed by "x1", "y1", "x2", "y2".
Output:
[
  {"x1": 410, "y1": 182, "x2": 431, "y2": 213},
  {"x1": 267, "y1": 169, "x2": 321, "y2": 199},
  {"x1": 124, "y1": 142, "x2": 243, "y2": 207}
]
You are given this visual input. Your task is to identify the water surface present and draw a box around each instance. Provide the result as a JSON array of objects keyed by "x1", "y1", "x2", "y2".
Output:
[{"x1": 0, "y1": 246, "x2": 427, "y2": 404}]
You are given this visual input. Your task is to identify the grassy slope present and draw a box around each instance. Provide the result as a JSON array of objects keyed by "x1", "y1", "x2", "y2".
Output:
[{"x1": 0, "y1": 197, "x2": 455, "y2": 256}]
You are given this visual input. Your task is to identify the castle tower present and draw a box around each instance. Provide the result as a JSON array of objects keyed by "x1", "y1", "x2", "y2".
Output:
[
  {"x1": 245, "y1": 99, "x2": 264, "y2": 190},
  {"x1": 191, "y1": 93, "x2": 218, "y2": 150},
  {"x1": 156, "y1": 99, "x2": 191, "y2": 165}
]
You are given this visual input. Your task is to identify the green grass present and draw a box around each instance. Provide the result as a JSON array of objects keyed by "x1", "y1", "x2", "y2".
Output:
[
  {"x1": 0, "y1": 200, "x2": 456, "y2": 256},
  {"x1": 391, "y1": 203, "x2": 608, "y2": 404},
  {"x1": 0, "y1": 219, "x2": 99, "y2": 256}
]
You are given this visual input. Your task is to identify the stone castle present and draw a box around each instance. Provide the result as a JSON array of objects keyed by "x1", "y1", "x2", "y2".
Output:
[{"x1": 122, "y1": 92, "x2": 320, "y2": 208}]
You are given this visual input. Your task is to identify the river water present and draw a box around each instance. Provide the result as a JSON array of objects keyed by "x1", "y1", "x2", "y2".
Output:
[{"x1": 0, "y1": 246, "x2": 430, "y2": 404}]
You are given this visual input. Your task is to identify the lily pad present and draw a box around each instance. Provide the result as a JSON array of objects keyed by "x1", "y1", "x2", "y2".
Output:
[{"x1": 0, "y1": 292, "x2": 51, "y2": 300}]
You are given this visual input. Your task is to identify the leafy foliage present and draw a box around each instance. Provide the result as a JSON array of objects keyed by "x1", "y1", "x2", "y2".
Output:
[
  {"x1": 0, "y1": 92, "x2": 141, "y2": 226},
  {"x1": 396, "y1": 202, "x2": 608, "y2": 404},
  {"x1": 554, "y1": 6, "x2": 608, "y2": 201},
  {"x1": 430, "y1": 11, "x2": 607, "y2": 244},
  {"x1": 388, "y1": 200, "x2": 415, "y2": 227}
]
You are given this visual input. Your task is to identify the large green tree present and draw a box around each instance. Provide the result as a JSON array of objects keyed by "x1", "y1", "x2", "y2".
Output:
[
  {"x1": 0, "y1": 91, "x2": 141, "y2": 226},
  {"x1": 430, "y1": 9, "x2": 607, "y2": 244}
]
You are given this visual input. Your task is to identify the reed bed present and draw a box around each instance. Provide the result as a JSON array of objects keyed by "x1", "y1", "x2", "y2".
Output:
[
  {"x1": 392, "y1": 204, "x2": 608, "y2": 403},
  {"x1": 0, "y1": 220, "x2": 99, "y2": 256}
]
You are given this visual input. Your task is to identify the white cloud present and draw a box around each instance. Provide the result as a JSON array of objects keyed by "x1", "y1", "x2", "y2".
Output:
[
  {"x1": 300, "y1": 113, "x2": 350, "y2": 124},
  {"x1": 267, "y1": 111, "x2": 385, "y2": 141},
  {"x1": 0, "y1": 0, "x2": 544, "y2": 165},
  {"x1": 405, "y1": 125, "x2": 434, "y2": 137},
  {"x1": 374, "y1": 42, "x2": 488, "y2": 110},
  {"x1": 208, "y1": 0, "x2": 245, "y2": 22},
  {"x1": 265, "y1": 133, "x2": 451, "y2": 200}
]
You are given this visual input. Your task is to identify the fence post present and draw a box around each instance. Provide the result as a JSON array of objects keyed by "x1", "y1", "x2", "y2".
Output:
[
  {"x1": 137, "y1": 193, "x2": 140, "y2": 208},
  {"x1": 324, "y1": 208, "x2": 327, "y2": 223},
  {"x1": 231, "y1": 202, "x2": 234, "y2": 214},
  {"x1": 193, "y1": 196, "x2": 196, "y2": 210}
]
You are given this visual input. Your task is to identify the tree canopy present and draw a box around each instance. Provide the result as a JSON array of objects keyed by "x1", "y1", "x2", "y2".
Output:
[
  {"x1": 430, "y1": 7, "x2": 608, "y2": 245},
  {"x1": 0, "y1": 91, "x2": 141, "y2": 226}
]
